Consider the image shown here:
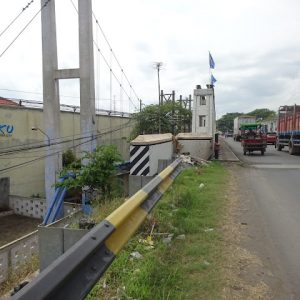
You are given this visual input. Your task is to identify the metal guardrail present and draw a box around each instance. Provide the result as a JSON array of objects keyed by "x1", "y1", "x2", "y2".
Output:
[{"x1": 13, "y1": 158, "x2": 182, "y2": 300}]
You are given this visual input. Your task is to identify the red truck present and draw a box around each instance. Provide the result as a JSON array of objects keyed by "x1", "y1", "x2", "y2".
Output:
[{"x1": 277, "y1": 105, "x2": 300, "y2": 154}]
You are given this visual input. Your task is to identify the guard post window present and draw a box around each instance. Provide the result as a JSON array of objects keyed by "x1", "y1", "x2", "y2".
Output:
[
  {"x1": 196, "y1": 95, "x2": 206, "y2": 105},
  {"x1": 199, "y1": 115, "x2": 206, "y2": 127}
]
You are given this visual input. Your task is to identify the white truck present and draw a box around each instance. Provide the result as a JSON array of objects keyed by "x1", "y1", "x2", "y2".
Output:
[{"x1": 233, "y1": 115, "x2": 256, "y2": 141}]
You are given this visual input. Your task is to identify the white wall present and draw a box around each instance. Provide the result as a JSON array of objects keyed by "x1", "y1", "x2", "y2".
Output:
[{"x1": 149, "y1": 141, "x2": 173, "y2": 176}]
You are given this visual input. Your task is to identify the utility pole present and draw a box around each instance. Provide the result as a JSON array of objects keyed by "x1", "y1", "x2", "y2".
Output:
[
  {"x1": 189, "y1": 94, "x2": 192, "y2": 132},
  {"x1": 172, "y1": 90, "x2": 175, "y2": 135},
  {"x1": 154, "y1": 62, "x2": 163, "y2": 133}
]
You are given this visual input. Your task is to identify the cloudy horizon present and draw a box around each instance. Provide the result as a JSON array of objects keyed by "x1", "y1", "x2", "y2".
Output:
[{"x1": 1, "y1": 0, "x2": 300, "y2": 119}]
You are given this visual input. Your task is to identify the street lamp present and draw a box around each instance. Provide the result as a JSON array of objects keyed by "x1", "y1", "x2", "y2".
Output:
[{"x1": 31, "y1": 127, "x2": 50, "y2": 146}]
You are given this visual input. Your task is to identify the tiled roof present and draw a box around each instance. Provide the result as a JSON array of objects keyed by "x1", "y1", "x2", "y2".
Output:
[{"x1": 0, "y1": 97, "x2": 19, "y2": 106}]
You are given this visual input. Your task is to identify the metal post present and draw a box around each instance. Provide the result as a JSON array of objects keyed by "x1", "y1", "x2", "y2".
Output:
[
  {"x1": 188, "y1": 94, "x2": 192, "y2": 132},
  {"x1": 172, "y1": 90, "x2": 175, "y2": 135}
]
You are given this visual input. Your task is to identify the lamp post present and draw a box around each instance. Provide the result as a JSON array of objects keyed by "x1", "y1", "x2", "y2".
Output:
[{"x1": 31, "y1": 127, "x2": 50, "y2": 146}]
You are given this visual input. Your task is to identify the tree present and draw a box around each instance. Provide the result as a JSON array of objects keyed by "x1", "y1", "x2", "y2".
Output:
[
  {"x1": 217, "y1": 108, "x2": 277, "y2": 132},
  {"x1": 131, "y1": 102, "x2": 192, "y2": 139},
  {"x1": 62, "y1": 149, "x2": 80, "y2": 168},
  {"x1": 57, "y1": 145, "x2": 122, "y2": 199},
  {"x1": 247, "y1": 108, "x2": 276, "y2": 120},
  {"x1": 217, "y1": 112, "x2": 243, "y2": 132}
]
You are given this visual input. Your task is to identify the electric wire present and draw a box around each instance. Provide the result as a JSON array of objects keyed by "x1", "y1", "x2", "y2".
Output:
[
  {"x1": 0, "y1": 0, "x2": 51, "y2": 59},
  {"x1": 0, "y1": 1, "x2": 35, "y2": 39},
  {"x1": 0, "y1": 121, "x2": 133, "y2": 174},
  {"x1": 0, "y1": 119, "x2": 133, "y2": 156},
  {"x1": 0, "y1": 88, "x2": 123, "y2": 102}
]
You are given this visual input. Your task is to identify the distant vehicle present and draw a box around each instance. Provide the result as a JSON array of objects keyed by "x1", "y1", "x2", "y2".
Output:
[
  {"x1": 233, "y1": 116, "x2": 256, "y2": 141},
  {"x1": 277, "y1": 105, "x2": 300, "y2": 154},
  {"x1": 226, "y1": 131, "x2": 233, "y2": 137},
  {"x1": 266, "y1": 132, "x2": 276, "y2": 145},
  {"x1": 240, "y1": 123, "x2": 267, "y2": 155}
]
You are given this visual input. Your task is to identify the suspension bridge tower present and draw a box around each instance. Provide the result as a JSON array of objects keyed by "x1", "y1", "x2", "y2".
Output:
[{"x1": 41, "y1": 0, "x2": 96, "y2": 206}]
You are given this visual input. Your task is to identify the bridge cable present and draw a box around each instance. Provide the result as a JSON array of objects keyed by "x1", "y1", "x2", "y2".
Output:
[
  {"x1": 0, "y1": 0, "x2": 35, "y2": 39},
  {"x1": 92, "y1": 11, "x2": 141, "y2": 105},
  {"x1": 70, "y1": 0, "x2": 139, "y2": 110},
  {"x1": 0, "y1": 0, "x2": 52, "y2": 59}
]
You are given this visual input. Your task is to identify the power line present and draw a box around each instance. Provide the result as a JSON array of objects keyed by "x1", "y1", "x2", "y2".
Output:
[
  {"x1": 0, "y1": 0, "x2": 51, "y2": 59},
  {"x1": 0, "y1": 119, "x2": 133, "y2": 156},
  {"x1": 0, "y1": 88, "x2": 127, "y2": 102},
  {"x1": 0, "y1": 1, "x2": 35, "y2": 38},
  {"x1": 0, "y1": 121, "x2": 133, "y2": 174}
]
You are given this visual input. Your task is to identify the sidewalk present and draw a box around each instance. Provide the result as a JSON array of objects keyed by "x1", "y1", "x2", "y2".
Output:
[{"x1": 218, "y1": 137, "x2": 240, "y2": 162}]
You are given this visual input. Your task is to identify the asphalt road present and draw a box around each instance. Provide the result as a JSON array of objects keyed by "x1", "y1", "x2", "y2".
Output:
[{"x1": 226, "y1": 138, "x2": 300, "y2": 299}]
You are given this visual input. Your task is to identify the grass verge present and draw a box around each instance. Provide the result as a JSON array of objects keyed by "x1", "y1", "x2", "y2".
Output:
[
  {"x1": 87, "y1": 162, "x2": 228, "y2": 299},
  {"x1": 0, "y1": 256, "x2": 39, "y2": 297}
]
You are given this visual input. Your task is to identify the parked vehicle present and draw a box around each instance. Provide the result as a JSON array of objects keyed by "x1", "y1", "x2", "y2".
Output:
[
  {"x1": 240, "y1": 123, "x2": 267, "y2": 155},
  {"x1": 277, "y1": 105, "x2": 300, "y2": 154},
  {"x1": 266, "y1": 132, "x2": 277, "y2": 145},
  {"x1": 233, "y1": 116, "x2": 256, "y2": 141},
  {"x1": 226, "y1": 131, "x2": 233, "y2": 137}
]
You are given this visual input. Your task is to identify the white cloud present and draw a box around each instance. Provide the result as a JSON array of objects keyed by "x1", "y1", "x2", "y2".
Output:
[{"x1": 0, "y1": 0, "x2": 300, "y2": 117}]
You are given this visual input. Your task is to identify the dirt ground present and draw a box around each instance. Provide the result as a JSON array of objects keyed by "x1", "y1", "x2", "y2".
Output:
[
  {"x1": 0, "y1": 215, "x2": 41, "y2": 247},
  {"x1": 221, "y1": 163, "x2": 276, "y2": 300}
]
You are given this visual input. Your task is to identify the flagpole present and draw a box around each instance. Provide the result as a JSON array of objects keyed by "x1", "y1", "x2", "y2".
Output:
[{"x1": 208, "y1": 51, "x2": 211, "y2": 85}]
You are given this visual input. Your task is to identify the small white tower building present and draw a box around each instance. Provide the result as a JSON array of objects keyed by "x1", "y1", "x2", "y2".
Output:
[{"x1": 191, "y1": 84, "x2": 216, "y2": 137}]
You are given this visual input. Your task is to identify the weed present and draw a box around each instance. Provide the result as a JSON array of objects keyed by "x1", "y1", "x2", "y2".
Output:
[{"x1": 88, "y1": 162, "x2": 228, "y2": 299}]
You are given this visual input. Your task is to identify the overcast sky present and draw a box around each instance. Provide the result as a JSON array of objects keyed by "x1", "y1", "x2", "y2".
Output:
[{"x1": 1, "y1": 0, "x2": 300, "y2": 118}]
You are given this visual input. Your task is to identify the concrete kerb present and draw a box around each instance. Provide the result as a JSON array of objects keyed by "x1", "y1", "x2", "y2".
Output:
[{"x1": 218, "y1": 138, "x2": 240, "y2": 162}]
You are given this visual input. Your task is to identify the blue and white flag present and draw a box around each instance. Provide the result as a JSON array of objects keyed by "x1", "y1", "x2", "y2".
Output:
[
  {"x1": 209, "y1": 52, "x2": 215, "y2": 69},
  {"x1": 211, "y1": 74, "x2": 217, "y2": 85}
]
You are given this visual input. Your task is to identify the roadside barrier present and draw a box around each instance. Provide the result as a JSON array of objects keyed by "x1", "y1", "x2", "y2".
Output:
[{"x1": 13, "y1": 158, "x2": 183, "y2": 300}]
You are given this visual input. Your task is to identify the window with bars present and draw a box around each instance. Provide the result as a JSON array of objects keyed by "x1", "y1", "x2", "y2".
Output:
[
  {"x1": 199, "y1": 115, "x2": 206, "y2": 127},
  {"x1": 196, "y1": 95, "x2": 206, "y2": 105}
]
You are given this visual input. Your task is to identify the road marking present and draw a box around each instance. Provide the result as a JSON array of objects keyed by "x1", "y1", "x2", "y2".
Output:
[{"x1": 251, "y1": 164, "x2": 300, "y2": 169}]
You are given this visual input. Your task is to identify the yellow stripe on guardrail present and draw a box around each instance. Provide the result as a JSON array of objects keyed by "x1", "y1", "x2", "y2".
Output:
[
  {"x1": 158, "y1": 176, "x2": 173, "y2": 194},
  {"x1": 159, "y1": 165, "x2": 174, "y2": 180},
  {"x1": 105, "y1": 206, "x2": 148, "y2": 254},
  {"x1": 106, "y1": 189, "x2": 148, "y2": 227}
]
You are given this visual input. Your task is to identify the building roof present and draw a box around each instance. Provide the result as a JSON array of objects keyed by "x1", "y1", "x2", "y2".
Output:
[
  {"x1": 176, "y1": 132, "x2": 212, "y2": 140},
  {"x1": 131, "y1": 133, "x2": 173, "y2": 145},
  {"x1": 0, "y1": 97, "x2": 20, "y2": 107}
]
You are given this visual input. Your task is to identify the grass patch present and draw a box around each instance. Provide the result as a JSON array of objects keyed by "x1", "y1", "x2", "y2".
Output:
[
  {"x1": 0, "y1": 256, "x2": 39, "y2": 297},
  {"x1": 87, "y1": 162, "x2": 228, "y2": 299}
]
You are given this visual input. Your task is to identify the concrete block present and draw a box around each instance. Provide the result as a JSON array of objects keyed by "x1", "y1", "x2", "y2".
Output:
[
  {"x1": 157, "y1": 159, "x2": 172, "y2": 173},
  {"x1": 129, "y1": 175, "x2": 154, "y2": 196},
  {"x1": 39, "y1": 227, "x2": 63, "y2": 271},
  {"x1": 0, "y1": 251, "x2": 8, "y2": 284},
  {"x1": 64, "y1": 228, "x2": 88, "y2": 252}
]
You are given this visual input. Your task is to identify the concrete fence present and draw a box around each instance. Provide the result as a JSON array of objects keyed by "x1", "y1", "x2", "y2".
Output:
[
  {"x1": 0, "y1": 231, "x2": 38, "y2": 284},
  {"x1": 9, "y1": 196, "x2": 80, "y2": 219},
  {"x1": 0, "y1": 207, "x2": 82, "y2": 286}
]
